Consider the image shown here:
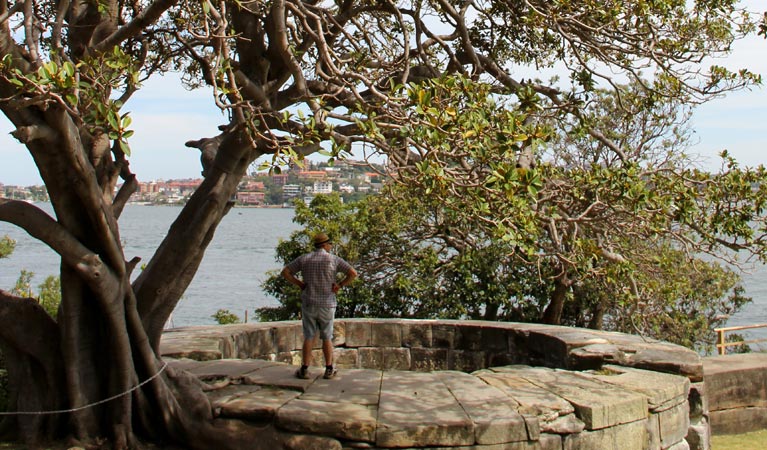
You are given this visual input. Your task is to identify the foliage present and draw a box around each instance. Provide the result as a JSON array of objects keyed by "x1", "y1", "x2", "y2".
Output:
[
  {"x1": 260, "y1": 192, "x2": 751, "y2": 350},
  {"x1": 211, "y1": 309, "x2": 241, "y2": 325},
  {"x1": 0, "y1": 236, "x2": 14, "y2": 259},
  {"x1": 9, "y1": 271, "x2": 62, "y2": 320},
  {"x1": 724, "y1": 333, "x2": 753, "y2": 354}
]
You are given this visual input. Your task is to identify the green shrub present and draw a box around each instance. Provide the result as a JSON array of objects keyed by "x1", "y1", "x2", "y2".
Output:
[{"x1": 212, "y1": 309, "x2": 241, "y2": 325}]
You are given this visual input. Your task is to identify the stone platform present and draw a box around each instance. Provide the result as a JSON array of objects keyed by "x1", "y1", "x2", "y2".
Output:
[{"x1": 161, "y1": 319, "x2": 709, "y2": 449}]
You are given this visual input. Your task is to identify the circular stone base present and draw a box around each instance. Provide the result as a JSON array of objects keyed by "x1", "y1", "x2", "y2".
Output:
[{"x1": 161, "y1": 319, "x2": 705, "y2": 449}]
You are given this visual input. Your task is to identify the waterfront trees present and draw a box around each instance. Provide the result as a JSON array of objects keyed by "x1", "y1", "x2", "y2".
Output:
[{"x1": 0, "y1": 0, "x2": 764, "y2": 448}]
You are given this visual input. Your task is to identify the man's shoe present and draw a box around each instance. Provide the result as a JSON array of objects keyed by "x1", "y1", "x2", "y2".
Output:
[
  {"x1": 323, "y1": 366, "x2": 338, "y2": 379},
  {"x1": 295, "y1": 366, "x2": 309, "y2": 379}
]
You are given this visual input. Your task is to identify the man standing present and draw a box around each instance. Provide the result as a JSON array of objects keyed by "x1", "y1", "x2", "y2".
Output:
[{"x1": 282, "y1": 232, "x2": 357, "y2": 379}]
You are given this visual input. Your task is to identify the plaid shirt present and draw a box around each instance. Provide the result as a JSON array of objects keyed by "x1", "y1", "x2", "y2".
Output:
[{"x1": 286, "y1": 248, "x2": 354, "y2": 308}]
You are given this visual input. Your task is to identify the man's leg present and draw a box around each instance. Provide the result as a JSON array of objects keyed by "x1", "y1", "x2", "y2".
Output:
[
  {"x1": 322, "y1": 338, "x2": 334, "y2": 367},
  {"x1": 302, "y1": 336, "x2": 316, "y2": 367}
]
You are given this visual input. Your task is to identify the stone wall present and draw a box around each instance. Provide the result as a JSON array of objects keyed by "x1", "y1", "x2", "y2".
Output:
[
  {"x1": 161, "y1": 319, "x2": 710, "y2": 450},
  {"x1": 703, "y1": 353, "x2": 767, "y2": 435}
]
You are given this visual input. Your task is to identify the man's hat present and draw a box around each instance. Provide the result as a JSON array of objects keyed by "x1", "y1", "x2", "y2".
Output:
[{"x1": 313, "y1": 232, "x2": 331, "y2": 247}]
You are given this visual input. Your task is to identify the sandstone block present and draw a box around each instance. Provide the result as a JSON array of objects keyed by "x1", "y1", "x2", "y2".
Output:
[
  {"x1": 333, "y1": 347, "x2": 358, "y2": 369},
  {"x1": 276, "y1": 399, "x2": 378, "y2": 442},
  {"x1": 401, "y1": 322, "x2": 433, "y2": 348},
  {"x1": 300, "y1": 368, "x2": 382, "y2": 405},
  {"x1": 686, "y1": 416, "x2": 711, "y2": 450},
  {"x1": 382, "y1": 347, "x2": 411, "y2": 370},
  {"x1": 438, "y1": 371, "x2": 528, "y2": 444},
  {"x1": 371, "y1": 321, "x2": 402, "y2": 347},
  {"x1": 283, "y1": 434, "x2": 342, "y2": 450},
  {"x1": 343, "y1": 320, "x2": 373, "y2": 347},
  {"x1": 272, "y1": 324, "x2": 299, "y2": 353},
  {"x1": 704, "y1": 353, "x2": 767, "y2": 411},
  {"x1": 454, "y1": 324, "x2": 483, "y2": 351},
  {"x1": 359, "y1": 347, "x2": 383, "y2": 369},
  {"x1": 432, "y1": 324, "x2": 456, "y2": 348},
  {"x1": 218, "y1": 387, "x2": 300, "y2": 420},
  {"x1": 411, "y1": 347, "x2": 449, "y2": 372},
  {"x1": 709, "y1": 406, "x2": 767, "y2": 435},
  {"x1": 449, "y1": 349, "x2": 486, "y2": 372},
  {"x1": 656, "y1": 400, "x2": 690, "y2": 449},
  {"x1": 376, "y1": 371, "x2": 473, "y2": 448}
]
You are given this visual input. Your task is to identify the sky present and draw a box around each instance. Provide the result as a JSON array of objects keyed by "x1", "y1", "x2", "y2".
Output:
[{"x1": 0, "y1": 3, "x2": 765, "y2": 187}]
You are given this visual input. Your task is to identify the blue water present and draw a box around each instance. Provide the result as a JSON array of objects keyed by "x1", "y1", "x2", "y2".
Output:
[
  {"x1": 1, "y1": 203, "x2": 765, "y2": 348},
  {"x1": 0, "y1": 204, "x2": 299, "y2": 326}
]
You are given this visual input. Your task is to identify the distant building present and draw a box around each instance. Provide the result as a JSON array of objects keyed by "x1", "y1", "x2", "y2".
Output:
[
  {"x1": 313, "y1": 180, "x2": 333, "y2": 194},
  {"x1": 283, "y1": 184, "x2": 301, "y2": 199},
  {"x1": 297, "y1": 170, "x2": 327, "y2": 180},
  {"x1": 236, "y1": 191, "x2": 266, "y2": 205},
  {"x1": 271, "y1": 173, "x2": 289, "y2": 186}
]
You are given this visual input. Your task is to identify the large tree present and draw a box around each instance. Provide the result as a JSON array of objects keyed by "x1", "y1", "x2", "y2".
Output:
[{"x1": 0, "y1": 0, "x2": 764, "y2": 447}]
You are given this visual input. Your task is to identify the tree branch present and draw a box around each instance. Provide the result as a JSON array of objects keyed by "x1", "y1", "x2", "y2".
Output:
[{"x1": 94, "y1": 0, "x2": 180, "y2": 53}]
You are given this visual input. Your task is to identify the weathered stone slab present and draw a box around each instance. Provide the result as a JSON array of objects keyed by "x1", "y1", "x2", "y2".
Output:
[
  {"x1": 207, "y1": 384, "x2": 263, "y2": 408},
  {"x1": 584, "y1": 365, "x2": 690, "y2": 411},
  {"x1": 283, "y1": 434, "x2": 342, "y2": 450},
  {"x1": 160, "y1": 335, "x2": 224, "y2": 360},
  {"x1": 510, "y1": 366, "x2": 647, "y2": 430},
  {"x1": 704, "y1": 353, "x2": 767, "y2": 411},
  {"x1": 709, "y1": 406, "x2": 767, "y2": 435},
  {"x1": 656, "y1": 400, "x2": 690, "y2": 449},
  {"x1": 686, "y1": 416, "x2": 710, "y2": 450},
  {"x1": 276, "y1": 399, "x2": 377, "y2": 442},
  {"x1": 167, "y1": 358, "x2": 278, "y2": 380},
  {"x1": 563, "y1": 419, "x2": 647, "y2": 450},
  {"x1": 242, "y1": 364, "x2": 319, "y2": 391},
  {"x1": 540, "y1": 413, "x2": 585, "y2": 435},
  {"x1": 526, "y1": 328, "x2": 611, "y2": 369},
  {"x1": 438, "y1": 371, "x2": 528, "y2": 444},
  {"x1": 376, "y1": 371, "x2": 473, "y2": 448},
  {"x1": 688, "y1": 382, "x2": 708, "y2": 418},
  {"x1": 300, "y1": 368, "x2": 382, "y2": 405},
  {"x1": 624, "y1": 344, "x2": 703, "y2": 382},
  {"x1": 477, "y1": 368, "x2": 571, "y2": 422},
  {"x1": 409, "y1": 433, "x2": 562, "y2": 450},
  {"x1": 218, "y1": 387, "x2": 301, "y2": 420},
  {"x1": 667, "y1": 440, "x2": 691, "y2": 450}
]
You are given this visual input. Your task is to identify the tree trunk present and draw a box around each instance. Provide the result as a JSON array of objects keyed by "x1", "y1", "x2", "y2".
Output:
[
  {"x1": 0, "y1": 116, "x2": 272, "y2": 448},
  {"x1": 541, "y1": 273, "x2": 572, "y2": 325}
]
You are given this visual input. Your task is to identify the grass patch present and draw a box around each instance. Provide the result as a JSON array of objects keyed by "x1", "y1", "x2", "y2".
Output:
[{"x1": 712, "y1": 429, "x2": 767, "y2": 450}]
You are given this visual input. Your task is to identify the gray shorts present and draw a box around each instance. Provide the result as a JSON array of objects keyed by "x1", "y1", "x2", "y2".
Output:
[{"x1": 302, "y1": 304, "x2": 335, "y2": 341}]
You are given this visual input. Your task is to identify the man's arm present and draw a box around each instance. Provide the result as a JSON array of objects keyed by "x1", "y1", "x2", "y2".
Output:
[
  {"x1": 282, "y1": 267, "x2": 305, "y2": 290},
  {"x1": 333, "y1": 267, "x2": 357, "y2": 293}
]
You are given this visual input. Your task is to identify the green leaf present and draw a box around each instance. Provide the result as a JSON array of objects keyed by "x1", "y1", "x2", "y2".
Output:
[{"x1": 119, "y1": 139, "x2": 131, "y2": 156}]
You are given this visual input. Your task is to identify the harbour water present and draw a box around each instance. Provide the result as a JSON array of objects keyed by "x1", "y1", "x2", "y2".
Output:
[
  {"x1": 1, "y1": 203, "x2": 765, "y2": 348},
  {"x1": 0, "y1": 204, "x2": 300, "y2": 326}
]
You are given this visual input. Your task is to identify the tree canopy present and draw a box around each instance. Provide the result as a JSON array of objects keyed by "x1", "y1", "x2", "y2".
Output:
[{"x1": 0, "y1": 0, "x2": 765, "y2": 447}]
